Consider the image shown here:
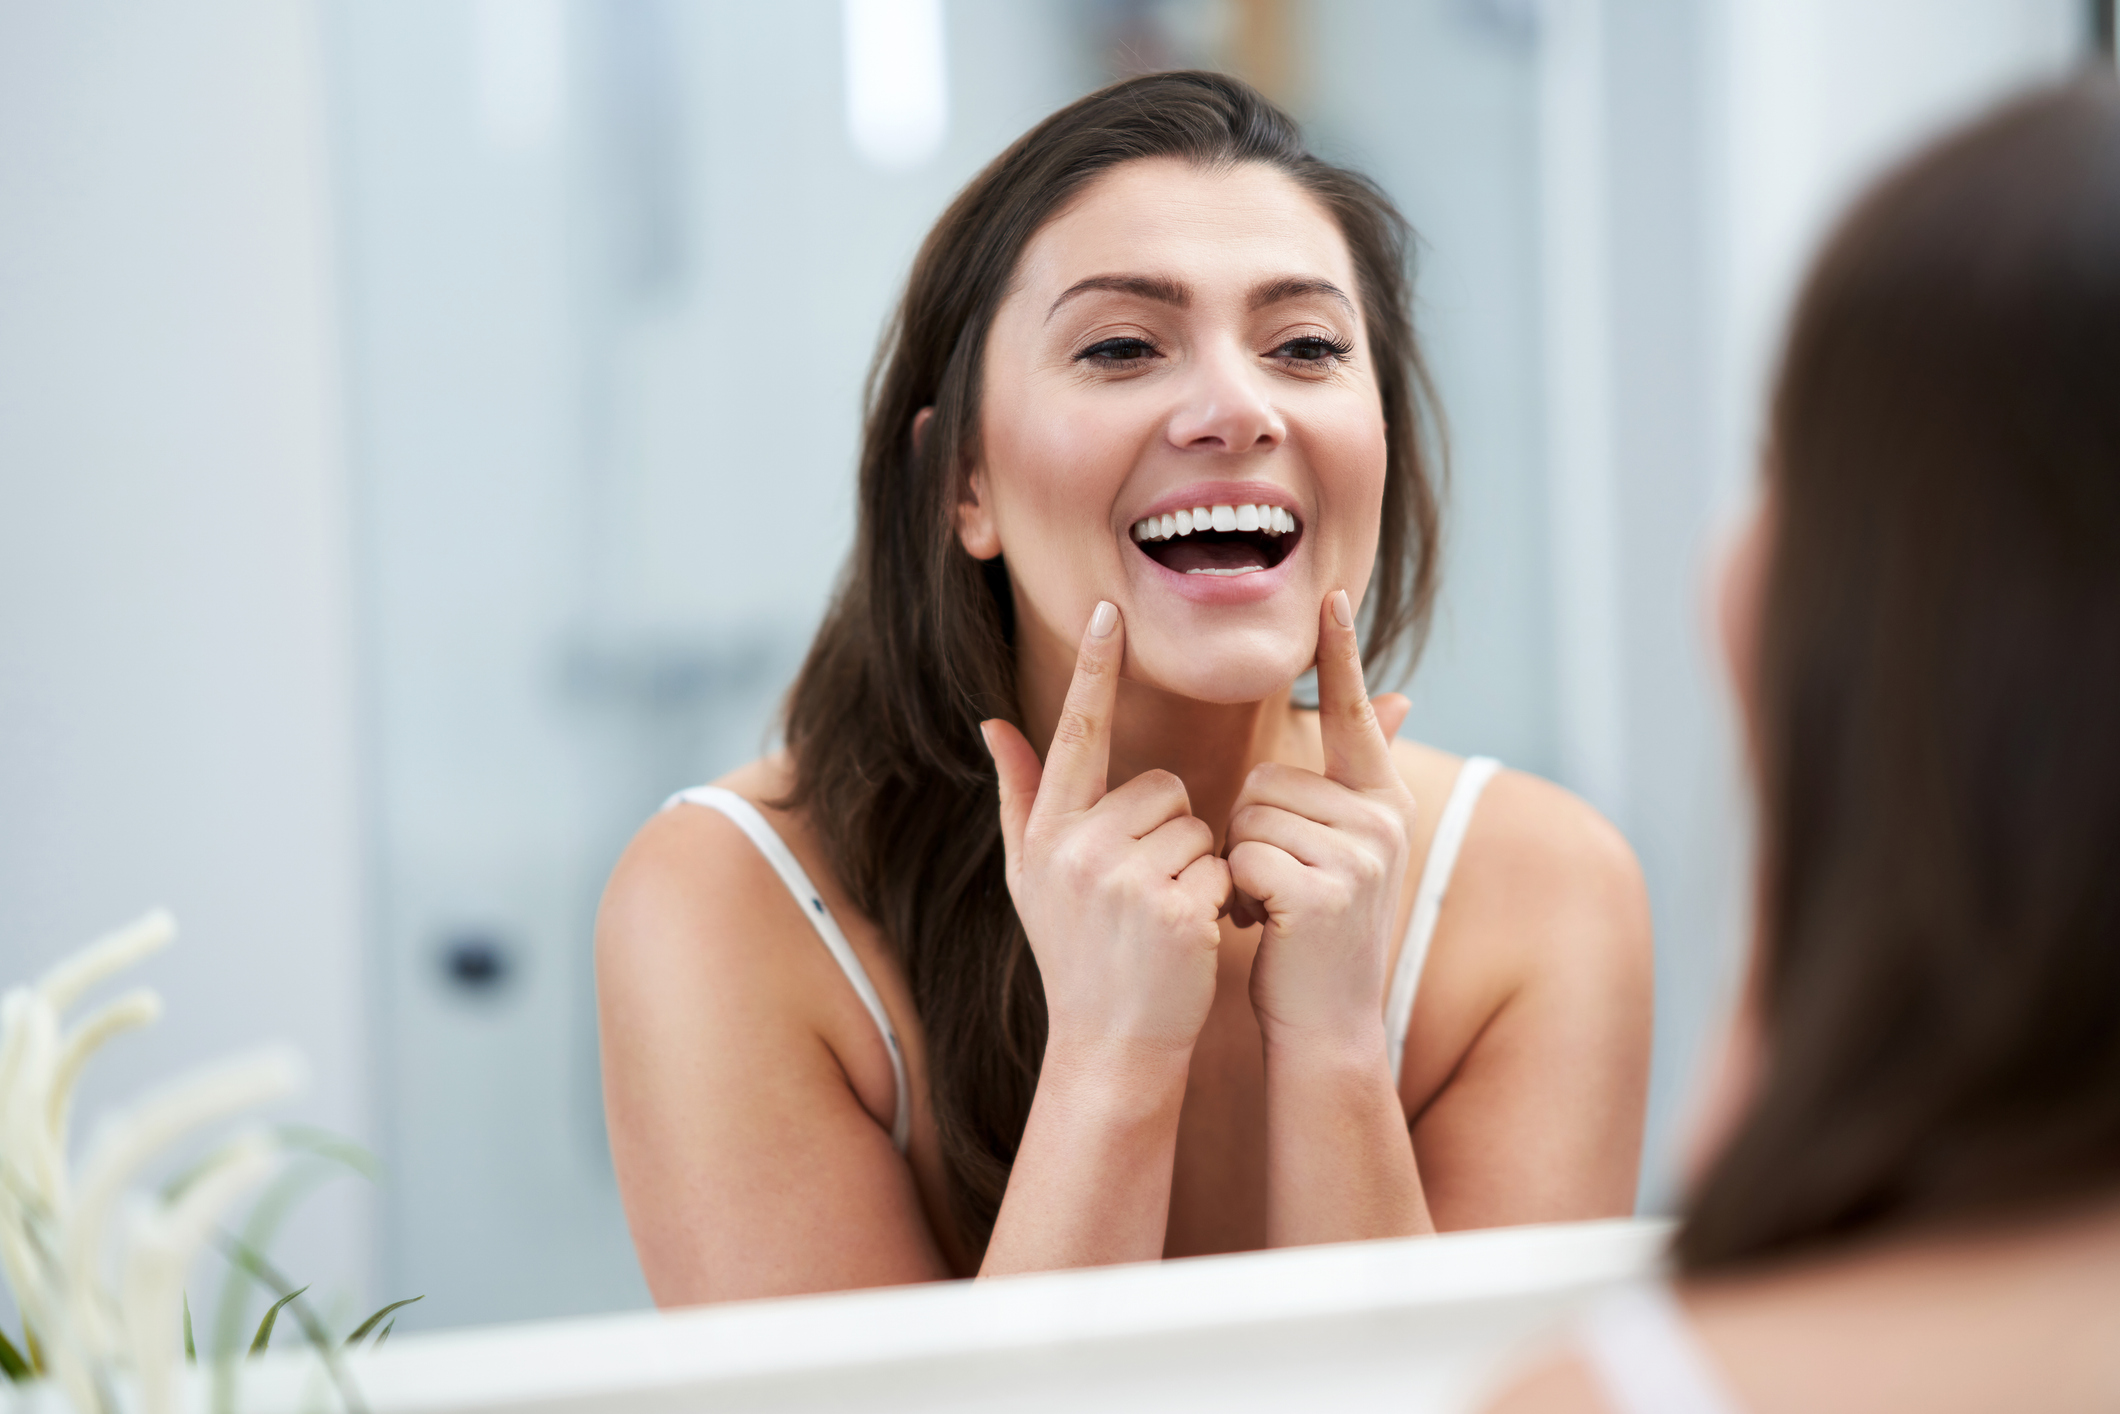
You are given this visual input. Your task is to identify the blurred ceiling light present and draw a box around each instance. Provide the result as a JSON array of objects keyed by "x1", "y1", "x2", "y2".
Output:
[
  {"x1": 474, "y1": 0, "x2": 568, "y2": 154},
  {"x1": 843, "y1": 0, "x2": 950, "y2": 170}
]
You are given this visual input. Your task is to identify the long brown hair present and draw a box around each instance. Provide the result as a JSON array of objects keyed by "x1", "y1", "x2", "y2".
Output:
[
  {"x1": 780, "y1": 71, "x2": 1441, "y2": 1252},
  {"x1": 1679, "y1": 80, "x2": 2120, "y2": 1272}
]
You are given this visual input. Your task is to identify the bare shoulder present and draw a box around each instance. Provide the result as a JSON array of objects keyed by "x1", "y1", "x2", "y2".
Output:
[
  {"x1": 1387, "y1": 739, "x2": 1652, "y2": 1033},
  {"x1": 594, "y1": 751, "x2": 906, "y2": 1139},
  {"x1": 596, "y1": 753, "x2": 820, "y2": 991},
  {"x1": 1460, "y1": 766, "x2": 1643, "y2": 914},
  {"x1": 1482, "y1": 1354, "x2": 1613, "y2": 1414},
  {"x1": 1394, "y1": 741, "x2": 1645, "y2": 927}
]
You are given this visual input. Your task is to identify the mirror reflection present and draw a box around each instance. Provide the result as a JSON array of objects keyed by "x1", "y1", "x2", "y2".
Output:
[{"x1": 342, "y1": 0, "x2": 1597, "y2": 1322}]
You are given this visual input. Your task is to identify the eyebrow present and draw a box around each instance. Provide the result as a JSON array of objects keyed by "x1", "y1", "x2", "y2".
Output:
[
  {"x1": 1248, "y1": 276, "x2": 1356, "y2": 318},
  {"x1": 1044, "y1": 273, "x2": 1356, "y2": 323},
  {"x1": 1046, "y1": 274, "x2": 1190, "y2": 321}
]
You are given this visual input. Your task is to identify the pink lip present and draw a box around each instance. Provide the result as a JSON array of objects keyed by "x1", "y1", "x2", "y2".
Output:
[
  {"x1": 1126, "y1": 479, "x2": 1304, "y2": 527},
  {"x1": 1121, "y1": 479, "x2": 1306, "y2": 606}
]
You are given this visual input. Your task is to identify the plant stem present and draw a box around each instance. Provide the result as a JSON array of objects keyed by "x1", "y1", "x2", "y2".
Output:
[{"x1": 210, "y1": 1233, "x2": 366, "y2": 1414}]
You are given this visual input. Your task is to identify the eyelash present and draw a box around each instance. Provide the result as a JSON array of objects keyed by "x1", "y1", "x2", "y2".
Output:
[
  {"x1": 1072, "y1": 334, "x2": 1357, "y2": 369},
  {"x1": 1272, "y1": 334, "x2": 1356, "y2": 366},
  {"x1": 1077, "y1": 336, "x2": 1160, "y2": 365}
]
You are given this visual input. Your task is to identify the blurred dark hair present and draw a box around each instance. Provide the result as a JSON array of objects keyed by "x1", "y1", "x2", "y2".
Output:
[
  {"x1": 1680, "y1": 79, "x2": 2120, "y2": 1272},
  {"x1": 780, "y1": 71, "x2": 1441, "y2": 1253}
]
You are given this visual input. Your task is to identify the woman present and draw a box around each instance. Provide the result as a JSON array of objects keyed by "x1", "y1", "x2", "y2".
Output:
[
  {"x1": 1494, "y1": 80, "x2": 2120, "y2": 1413},
  {"x1": 597, "y1": 72, "x2": 1652, "y2": 1302}
]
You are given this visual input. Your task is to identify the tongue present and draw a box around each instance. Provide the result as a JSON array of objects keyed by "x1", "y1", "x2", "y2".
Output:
[{"x1": 1153, "y1": 536, "x2": 1271, "y2": 574}]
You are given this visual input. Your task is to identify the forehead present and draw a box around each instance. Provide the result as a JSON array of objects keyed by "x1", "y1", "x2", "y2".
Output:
[{"x1": 1011, "y1": 157, "x2": 1358, "y2": 303}]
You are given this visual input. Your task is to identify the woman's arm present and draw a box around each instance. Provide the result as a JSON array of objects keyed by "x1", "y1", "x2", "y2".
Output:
[
  {"x1": 1404, "y1": 772, "x2": 1653, "y2": 1229},
  {"x1": 1248, "y1": 769, "x2": 1651, "y2": 1243},
  {"x1": 597, "y1": 807, "x2": 954, "y2": 1303},
  {"x1": 980, "y1": 1038, "x2": 1194, "y2": 1273},
  {"x1": 978, "y1": 602, "x2": 1230, "y2": 1275},
  {"x1": 1228, "y1": 591, "x2": 1430, "y2": 1246}
]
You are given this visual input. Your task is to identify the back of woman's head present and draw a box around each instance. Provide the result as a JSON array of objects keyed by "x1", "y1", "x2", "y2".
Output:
[
  {"x1": 1680, "y1": 79, "x2": 2120, "y2": 1273},
  {"x1": 783, "y1": 71, "x2": 1436, "y2": 1251}
]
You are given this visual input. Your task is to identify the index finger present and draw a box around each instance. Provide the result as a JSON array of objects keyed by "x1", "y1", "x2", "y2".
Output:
[
  {"x1": 1035, "y1": 600, "x2": 1124, "y2": 818},
  {"x1": 1315, "y1": 589, "x2": 1399, "y2": 791}
]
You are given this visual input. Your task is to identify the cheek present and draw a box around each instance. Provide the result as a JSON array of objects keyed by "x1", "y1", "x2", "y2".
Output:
[
  {"x1": 981, "y1": 382, "x2": 1139, "y2": 539},
  {"x1": 1310, "y1": 400, "x2": 1390, "y2": 569},
  {"x1": 1716, "y1": 500, "x2": 1774, "y2": 756}
]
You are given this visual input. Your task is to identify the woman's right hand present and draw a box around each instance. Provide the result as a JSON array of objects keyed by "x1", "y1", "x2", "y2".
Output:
[{"x1": 981, "y1": 601, "x2": 1229, "y2": 1058}]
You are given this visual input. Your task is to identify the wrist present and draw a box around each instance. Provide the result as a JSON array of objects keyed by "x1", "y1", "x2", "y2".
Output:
[
  {"x1": 1036, "y1": 1032, "x2": 1194, "y2": 1125},
  {"x1": 1258, "y1": 1014, "x2": 1395, "y2": 1077}
]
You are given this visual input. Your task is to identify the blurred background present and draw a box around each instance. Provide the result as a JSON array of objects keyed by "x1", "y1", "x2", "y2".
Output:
[{"x1": 2, "y1": 0, "x2": 2109, "y2": 1334}]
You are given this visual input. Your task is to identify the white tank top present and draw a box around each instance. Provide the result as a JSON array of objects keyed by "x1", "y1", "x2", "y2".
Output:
[
  {"x1": 1579, "y1": 1282, "x2": 1748, "y2": 1414},
  {"x1": 663, "y1": 754, "x2": 1502, "y2": 1155}
]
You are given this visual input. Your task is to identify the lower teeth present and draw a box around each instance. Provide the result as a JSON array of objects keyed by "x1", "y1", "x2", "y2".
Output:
[{"x1": 1185, "y1": 566, "x2": 1267, "y2": 577}]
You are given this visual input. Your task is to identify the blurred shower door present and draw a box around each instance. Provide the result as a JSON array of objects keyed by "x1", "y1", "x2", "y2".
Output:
[{"x1": 329, "y1": 0, "x2": 1090, "y2": 1328}]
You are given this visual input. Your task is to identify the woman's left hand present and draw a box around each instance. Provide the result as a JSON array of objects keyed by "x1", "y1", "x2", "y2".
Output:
[{"x1": 1227, "y1": 589, "x2": 1416, "y2": 1046}]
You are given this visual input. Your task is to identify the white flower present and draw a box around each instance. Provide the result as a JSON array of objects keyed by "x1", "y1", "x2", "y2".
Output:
[{"x1": 0, "y1": 911, "x2": 304, "y2": 1414}]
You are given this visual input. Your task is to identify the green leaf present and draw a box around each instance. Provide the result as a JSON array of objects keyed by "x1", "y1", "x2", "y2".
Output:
[
  {"x1": 272, "y1": 1124, "x2": 381, "y2": 1183},
  {"x1": 184, "y1": 1292, "x2": 196, "y2": 1363},
  {"x1": 0, "y1": 1325, "x2": 30, "y2": 1382},
  {"x1": 249, "y1": 1284, "x2": 309, "y2": 1357},
  {"x1": 209, "y1": 1234, "x2": 369, "y2": 1414},
  {"x1": 344, "y1": 1296, "x2": 422, "y2": 1348},
  {"x1": 212, "y1": 1159, "x2": 338, "y2": 1364},
  {"x1": 373, "y1": 1318, "x2": 396, "y2": 1349}
]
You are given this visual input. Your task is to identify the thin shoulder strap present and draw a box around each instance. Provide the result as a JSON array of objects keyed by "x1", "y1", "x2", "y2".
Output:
[
  {"x1": 662, "y1": 785, "x2": 911, "y2": 1154},
  {"x1": 1384, "y1": 755, "x2": 1502, "y2": 1086},
  {"x1": 1579, "y1": 1282, "x2": 1749, "y2": 1414}
]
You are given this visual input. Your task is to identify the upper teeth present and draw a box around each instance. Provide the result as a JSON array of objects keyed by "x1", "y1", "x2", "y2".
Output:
[{"x1": 1131, "y1": 503, "x2": 1296, "y2": 543}]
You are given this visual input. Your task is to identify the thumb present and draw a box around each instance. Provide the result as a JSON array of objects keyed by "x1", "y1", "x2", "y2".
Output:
[
  {"x1": 1371, "y1": 692, "x2": 1411, "y2": 745},
  {"x1": 980, "y1": 719, "x2": 1042, "y2": 862}
]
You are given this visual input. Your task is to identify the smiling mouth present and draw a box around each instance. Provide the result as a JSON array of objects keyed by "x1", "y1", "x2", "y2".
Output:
[{"x1": 1130, "y1": 502, "x2": 1302, "y2": 577}]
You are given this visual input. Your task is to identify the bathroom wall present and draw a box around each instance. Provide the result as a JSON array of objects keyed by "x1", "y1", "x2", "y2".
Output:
[{"x1": 0, "y1": 0, "x2": 373, "y2": 1320}]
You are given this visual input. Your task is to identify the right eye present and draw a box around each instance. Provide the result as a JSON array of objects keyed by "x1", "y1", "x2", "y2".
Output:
[{"x1": 1076, "y1": 337, "x2": 1161, "y2": 365}]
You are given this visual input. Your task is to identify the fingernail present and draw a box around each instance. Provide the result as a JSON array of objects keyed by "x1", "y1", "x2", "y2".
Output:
[
  {"x1": 977, "y1": 721, "x2": 997, "y2": 756},
  {"x1": 1331, "y1": 590, "x2": 1354, "y2": 628},
  {"x1": 1089, "y1": 601, "x2": 1118, "y2": 638}
]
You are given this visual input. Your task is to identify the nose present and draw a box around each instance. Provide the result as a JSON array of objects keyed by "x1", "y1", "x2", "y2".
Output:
[{"x1": 1164, "y1": 351, "x2": 1285, "y2": 455}]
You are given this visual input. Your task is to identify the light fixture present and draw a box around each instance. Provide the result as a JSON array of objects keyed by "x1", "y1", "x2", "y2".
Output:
[{"x1": 842, "y1": 0, "x2": 950, "y2": 171}]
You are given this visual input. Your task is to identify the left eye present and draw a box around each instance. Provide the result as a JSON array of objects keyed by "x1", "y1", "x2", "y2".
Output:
[
  {"x1": 1272, "y1": 336, "x2": 1351, "y2": 364},
  {"x1": 1078, "y1": 337, "x2": 1159, "y2": 363}
]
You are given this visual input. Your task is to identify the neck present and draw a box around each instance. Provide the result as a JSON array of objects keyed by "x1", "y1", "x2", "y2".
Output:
[{"x1": 1016, "y1": 636, "x2": 1304, "y2": 843}]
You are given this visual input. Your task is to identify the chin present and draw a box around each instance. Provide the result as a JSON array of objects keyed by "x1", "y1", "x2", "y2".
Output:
[{"x1": 1123, "y1": 627, "x2": 1316, "y2": 706}]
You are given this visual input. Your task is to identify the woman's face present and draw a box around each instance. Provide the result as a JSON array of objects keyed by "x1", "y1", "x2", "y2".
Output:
[{"x1": 960, "y1": 156, "x2": 1388, "y2": 704}]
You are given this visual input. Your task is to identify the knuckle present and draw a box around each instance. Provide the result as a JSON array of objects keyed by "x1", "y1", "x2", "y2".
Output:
[
  {"x1": 1053, "y1": 833, "x2": 1101, "y2": 882},
  {"x1": 1050, "y1": 708, "x2": 1100, "y2": 753},
  {"x1": 1137, "y1": 767, "x2": 1187, "y2": 804},
  {"x1": 1361, "y1": 798, "x2": 1405, "y2": 842}
]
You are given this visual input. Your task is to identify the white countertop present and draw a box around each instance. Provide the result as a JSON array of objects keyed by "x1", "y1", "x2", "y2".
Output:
[{"x1": 223, "y1": 1216, "x2": 1670, "y2": 1414}]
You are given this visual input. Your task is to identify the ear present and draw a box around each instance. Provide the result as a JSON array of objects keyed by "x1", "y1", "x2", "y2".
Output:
[
  {"x1": 915, "y1": 404, "x2": 1001, "y2": 560},
  {"x1": 955, "y1": 465, "x2": 1002, "y2": 560}
]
